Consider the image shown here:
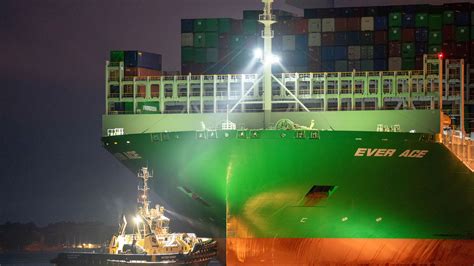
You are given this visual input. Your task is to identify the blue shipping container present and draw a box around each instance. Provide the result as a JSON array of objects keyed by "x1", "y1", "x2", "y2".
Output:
[
  {"x1": 374, "y1": 45, "x2": 387, "y2": 59},
  {"x1": 321, "y1": 47, "x2": 335, "y2": 61},
  {"x1": 415, "y1": 42, "x2": 427, "y2": 55},
  {"x1": 455, "y1": 12, "x2": 470, "y2": 25},
  {"x1": 415, "y1": 28, "x2": 428, "y2": 42},
  {"x1": 346, "y1": 32, "x2": 360, "y2": 45},
  {"x1": 181, "y1": 19, "x2": 194, "y2": 33},
  {"x1": 124, "y1": 51, "x2": 162, "y2": 70},
  {"x1": 375, "y1": 16, "x2": 388, "y2": 30},
  {"x1": 295, "y1": 35, "x2": 308, "y2": 51},
  {"x1": 335, "y1": 32, "x2": 347, "y2": 45},
  {"x1": 321, "y1": 60, "x2": 335, "y2": 72},
  {"x1": 334, "y1": 46, "x2": 348, "y2": 60},
  {"x1": 374, "y1": 59, "x2": 387, "y2": 70},
  {"x1": 402, "y1": 13, "x2": 415, "y2": 28}
]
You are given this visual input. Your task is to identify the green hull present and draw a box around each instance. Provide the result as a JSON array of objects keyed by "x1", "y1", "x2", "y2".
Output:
[{"x1": 103, "y1": 130, "x2": 473, "y2": 240}]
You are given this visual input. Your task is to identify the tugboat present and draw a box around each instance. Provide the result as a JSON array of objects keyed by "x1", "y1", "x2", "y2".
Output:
[{"x1": 52, "y1": 167, "x2": 217, "y2": 265}]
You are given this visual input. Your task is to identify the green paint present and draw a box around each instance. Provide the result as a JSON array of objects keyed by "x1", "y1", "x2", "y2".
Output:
[
  {"x1": 428, "y1": 31, "x2": 442, "y2": 44},
  {"x1": 443, "y1": 11, "x2": 454, "y2": 25},
  {"x1": 402, "y1": 43, "x2": 415, "y2": 58},
  {"x1": 415, "y1": 13, "x2": 428, "y2": 28},
  {"x1": 110, "y1": 51, "x2": 124, "y2": 62},
  {"x1": 455, "y1": 27, "x2": 469, "y2": 42},
  {"x1": 389, "y1": 28, "x2": 401, "y2": 41},
  {"x1": 103, "y1": 130, "x2": 474, "y2": 239},
  {"x1": 218, "y1": 18, "x2": 232, "y2": 34},
  {"x1": 389, "y1": 13, "x2": 402, "y2": 27},
  {"x1": 428, "y1": 14, "x2": 442, "y2": 30}
]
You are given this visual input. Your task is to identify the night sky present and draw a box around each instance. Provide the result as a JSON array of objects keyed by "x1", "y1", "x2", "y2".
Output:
[{"x1": 0, "y1": 0, "x2": 301, "y2": 226}]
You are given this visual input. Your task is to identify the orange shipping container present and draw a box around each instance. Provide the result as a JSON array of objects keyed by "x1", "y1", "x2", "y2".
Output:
[{"x1": 124, "y1": 67, "x2": 162, "y2": 77}]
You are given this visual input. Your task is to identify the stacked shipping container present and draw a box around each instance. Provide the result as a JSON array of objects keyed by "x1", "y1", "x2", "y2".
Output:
[
  {"x1": 181, "y1": 3, "x2": 474, "y2": 74},
  {"x1": 108, "y1": 50, "x2": 162, "y2": 114}
]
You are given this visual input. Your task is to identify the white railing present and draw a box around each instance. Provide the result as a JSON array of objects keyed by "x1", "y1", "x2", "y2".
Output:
[{"x1": 442, "y1": 130, "x2": 474, "y2": 171}]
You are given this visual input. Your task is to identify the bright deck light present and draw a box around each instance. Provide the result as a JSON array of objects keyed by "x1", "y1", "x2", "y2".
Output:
[{"x1": 253, "y1": 48, "x2": 263, "y2": 59}]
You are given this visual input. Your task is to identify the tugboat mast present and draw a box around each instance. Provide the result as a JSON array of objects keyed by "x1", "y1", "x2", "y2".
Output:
[{"x1": 137, "y1": 167, "x2": 152, "y2": 216}]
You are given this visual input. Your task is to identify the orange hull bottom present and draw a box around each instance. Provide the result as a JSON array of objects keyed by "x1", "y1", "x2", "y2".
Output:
[{"x1": 224, "y1": 238, "x2": 474, "y2": 265}]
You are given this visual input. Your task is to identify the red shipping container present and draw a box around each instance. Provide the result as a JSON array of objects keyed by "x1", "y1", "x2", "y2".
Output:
[
  {"x1": 453, "y1": 42, "x2": 469, "y2": 59},
  {"x1": 442, "y1": 42, "x2": 454, "y2": 57},
  {"x1": 218, "y1": 48, "x2": 231, "y2": 62},
  {"x1": 346, "y1": 17, "x2": 361, "y2": 31},
  {"x1": 136, "y1": 85, "x2": 146, "y2": 98},
  {"x1": 335, "y1": 18, "x2": 348, "y2": 32},
  {"x1": 231, "y1": 20, "x2": 242, "y2": 34},
  {"x1": 218, "y1": 34, "x2": 230, "y2": 49},
  {"x1": 402, "y1": 28, "x2": 415, "y2": 42},
  {"x1": 442, "y1": 26, "x2": 455, "y2": 41},
  {"x1": 415, "y1": 57, "x2": 423, "y2": 70},
  {"x1": 388, "y1": 42, "x2": 401, "y2": 57},
  {"x1": 125, "y1": 67, "x2": 162, "y2": 77},
  {"x1": 374, "y1": 31, "x2": 388, "y2": 45},
  {"x1": 309, "y1": 61, "x2": 321, "y2": 72},
  {"x1": 279, "y1": 19, "x2": 294, "y2": 35},
  {"x1": 293, "y1": 18, "x2": 308, "y2": 34},
  {"x1": 321, "y1": 32, "x2": 335, "y2": 46}
]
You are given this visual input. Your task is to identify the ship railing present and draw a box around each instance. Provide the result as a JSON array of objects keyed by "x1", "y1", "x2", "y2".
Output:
[{"x1": 442, "y1": 130, "x2": 474, "y2": 171}]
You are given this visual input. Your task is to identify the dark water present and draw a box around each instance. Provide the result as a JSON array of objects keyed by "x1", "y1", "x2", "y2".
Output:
[
  {"x1": 0, "y1": 252, "x2": 56, "y2": 265},
  {"x1": 0, "y1": 253, "x2": 222, "y2": 266}
]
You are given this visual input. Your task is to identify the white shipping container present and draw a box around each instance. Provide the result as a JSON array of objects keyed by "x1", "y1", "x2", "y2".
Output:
[
  {"x1": 282, "y1": 35, "x2": 296, "y2": 51},
  {"x1": 388, "y1": 57, "x2": 402, "y2": 71},
  {"x1": 322, "y1": 18, "x2": 335, "y2": 32},
  {"x1": 348, "y1": 46, "x2": 361, "y2": 60},
  {"x1": 308, "y1": 19, "x2": 322, "y2": 32},
  {"x1": 308, "y1": 33, "x2": 321, "y2": 47},
  {"x1": 181, "y1": 33, "x2": 194, "y2": 47},
  {"x1": 361, "y1": 17, "x2": 374, "y2": 31}
]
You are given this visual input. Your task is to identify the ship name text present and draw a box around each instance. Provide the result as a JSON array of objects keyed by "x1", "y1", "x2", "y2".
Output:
[{"x1": 354, "y1": 148, "x2": 428, "y2": 158}]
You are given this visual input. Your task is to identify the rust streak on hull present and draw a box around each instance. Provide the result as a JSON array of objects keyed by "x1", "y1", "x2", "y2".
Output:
[{"x1": 226, "y1": 238, "x2": 474, "y2": 264}]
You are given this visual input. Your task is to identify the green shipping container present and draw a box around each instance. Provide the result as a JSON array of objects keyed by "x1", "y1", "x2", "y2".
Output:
[
  {"x1": 206, "y1": 48, "x2": 218, "y2": 63},
  {"x1": 194, "y1": 48, "x2": 207, "y2": 64},
  {"x1": 205, "y1": 19, "x2": 218, "y2": 32},
  {"x1": 456, "y1": 27, "x2": 469, "y2": 42},
  {"x1": 415, "y1": 13, "x2": 428, "y2": 28},
  {"x1": 243, "y1": 19, "x2": 258, "y2": 35},
  {"x1": 389, "y1": 28, "x2": 401, "y2": 41},
  {"x1": 402, "y1": 43, "x2": 415, "y2": 58},
  {"x1": 428, "y1": 31, "x2": 442, "y2": 44},
  {"x1": 137, "y1": 102, "x2": 160, "y2": 114},
  {"x1": 230, "y1": 35, "x2": 245, "y2": 48},
  {"x1": 181, "y1": 47, "x2": 194, "y2": 63},
  {"x1": 402, "y1": 58, "x2": 415, "y2": 70},
  {"x1": 194, "y1": 19, "x2": 206, "y2": 32},
  {"x1": 193, "y1": 33, "x2": 206, "y2": 47},
  {"x1": 205, "y1": 32, "x2": 218, "y2": 48},
  {"x1": 389, "y1": 12, "x2": 402, "y2": 27},
  {"x1": 124, "y1": 102, "x2": 134, "y2": 113},
  {"x1": 361, "y1": 60, "x2": 374, "y2": 71},
  {"x1": 429, "y1": 14, "x2": 442, "y2": 30},
  {"x1": 443, "y1": 11, "x2": 454, "y2": 24},
  {"x1": 360, "y1": 46, "x2": 374, "y2": 60},
  {"x1": 110, "y1": 51, "x2": 124, "y2": 62},
  {"x1": 428, "y1": 45, "x2": 442, "y2": 54},
  {"x1": 218, "y1": 18, "x2": 232, "y2": 33},
  {"x1": 471, "y1": 26, "x2": 474, "y2": 40}
]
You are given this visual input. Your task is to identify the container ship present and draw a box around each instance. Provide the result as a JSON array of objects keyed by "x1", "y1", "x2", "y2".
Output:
[{"x1": 102, "y1": 0, "x2": 474, "y2": 264}]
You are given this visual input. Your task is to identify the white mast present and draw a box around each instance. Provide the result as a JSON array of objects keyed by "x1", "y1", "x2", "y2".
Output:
[{"x1": 258, "y1": 0, "x2": 276, "y2": 127}]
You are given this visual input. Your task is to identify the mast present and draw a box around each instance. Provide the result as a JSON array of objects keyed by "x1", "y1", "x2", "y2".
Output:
[
  {"x1": 138, "y1": 167, "x2": 151, "y2": 216},
  {"x1": 258, "y1": 0, "x2": 276, "y2": 127}
]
